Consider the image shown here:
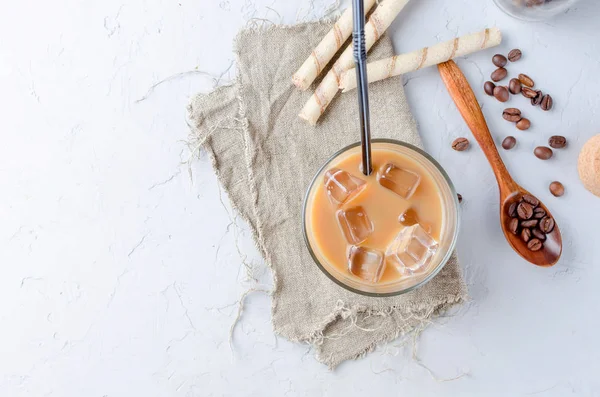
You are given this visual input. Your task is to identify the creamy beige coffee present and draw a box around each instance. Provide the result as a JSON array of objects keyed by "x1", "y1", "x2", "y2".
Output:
[{"x1": 307, "y1": 145, "x2": 444, "y2": 284}]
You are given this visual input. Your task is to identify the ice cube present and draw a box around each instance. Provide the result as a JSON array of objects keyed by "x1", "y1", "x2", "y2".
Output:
[
  {"x1": 324, "y1": 168, "x2": 366, "y2": 205},
  {"x1": 386, "y1": 224, "x2": 438, "y2": 275},
  {"x1": 378, "y1": 163, "x2": 420, "y2": 199},
  {"x1": 337, "y1": 206, "x2": 373, "y2": 245},
  {"x1": 348, "y1": 246, "x2": 386, "y2": 283}
]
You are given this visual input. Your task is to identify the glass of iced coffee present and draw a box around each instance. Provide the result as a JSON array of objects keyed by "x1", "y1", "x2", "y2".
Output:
[{"x1": 303, "y1": 139, "x2": 460, "y2": 296}]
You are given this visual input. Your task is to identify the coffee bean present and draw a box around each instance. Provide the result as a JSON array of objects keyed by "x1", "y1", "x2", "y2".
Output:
[
  {"x1": 548, "y1": 135, "x2": 567, "y2": 149},
  {"x1": 509, "y1": 218, "x2": 520, "y2": 235},
  {"x1": 484, "y1": 81, "x2": 496, "y2": 96},
  {"x1": 492, "y1": 54, "x2": 508, "y2": 68},
  {"x1": 532, "y1": 228, "x2": 546, "y2": 241},
  {"x1": 503, "y1": 108, "x2": 522, "y2": 122},
  {"x1": 518, "y1": 74, "x2": 535, "y2": 88},
  {"x1": 549, "y1": 181, "x2": 565, "y2": 197},
  {"x1": 508, "y1": 202, "x2": 518, "y2": 217},
  {"x1": 541, "y1": 94, "x2": 553, "y2": 111},
  {"x1": 491, "y1": 68, "x2": 508, "y2": 82},
  {"x1": 517, "y1": 202, "x2": 534, "y2": 220},
  {"x1": 452, "y1": 137, "x2": 469, "y2": 151},
  {"x1": 522, "y1": 87, "x2": 537, "y2": 98},
  {"x1": 493, "y1": 86, "x2": 509, "y2": 102},
  {"x1": 533, "y1": 207, "x2": 546, "y2": 219},
  {"x1": 457, "y1": 193, "x2": 463, "y2": 203},
  {"x1": 534, "y1": 146, "x2": 553, "y2": 160},
  {"x1": 521, "y1": 228, "x2": 532, "y2": 243},
  {"x1": 521, "y1": 219, "x2": 539, "y2": 228},
  {"x1": 527, "y1": 238, "x2": 543, "y2": 251},
  {"x1": 523, "y1": 194, "x2": 539, "y2": 206},
  {"x1": 539, "y1": 216, "x2": 555, "y2": 233},
  {"x1": 508, "y1": 49, "x2": 522, "y2": 62},
  {"x1": 502, "y1": 136, "x2": 517, "y2": 150},
  {"x1": 516, "y1": 118, "x2": 531, "y2": 131},
  {"x1": 531, "y1": 90, "x2": 543, "y2": 106},
  {"x1": 509, "y1": 78, "x2": 522, "y2": 95}
]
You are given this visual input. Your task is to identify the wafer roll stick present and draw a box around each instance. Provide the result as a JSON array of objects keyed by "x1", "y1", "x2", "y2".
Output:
[
  {"x1": 292, "y1": 0, "x2": 377, "y2": 91},
  {"x1": 339, "y1": 28, "x2": 502, "y2": 92},
  {"x1": 299, "y1": 0, "x2": 410, "y2": 125}
]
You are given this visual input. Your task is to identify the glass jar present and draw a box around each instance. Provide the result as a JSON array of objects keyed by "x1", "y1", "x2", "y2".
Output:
[
  {"x1": 302, "y1": 139, "x2": 460, "y2": 297},
  {"x1": 494, "y1": 0, "x2": 579, "y2": 21}
]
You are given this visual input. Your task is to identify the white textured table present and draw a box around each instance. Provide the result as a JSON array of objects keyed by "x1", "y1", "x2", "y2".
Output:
[{"x1": 3, "y1": 0, "x2": 600, "y2": 395}]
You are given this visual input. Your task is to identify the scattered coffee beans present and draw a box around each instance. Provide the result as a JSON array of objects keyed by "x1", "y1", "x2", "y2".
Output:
[
  {"x1": 509, "y1": 78, "x2": 522, "y2": 95},
  {"x1": 484, "y1": 81, "x2": 496, "y2": 96},
  {"x1": 508, "y1": 49, "x2": 522, "y2": 62},
  {"x1": 452, "y1": 137, "x2": 469, "y2": 151},
  {"x1": 534, "y1": 146, "x2": 553, "y2": 160},
  {"x1": 493, "y1": 86, "x2": 509, "y2": 102},
  {"x1": 502, "y1": 136, "x2": 517, "y2": 150},
  {"x1": 491, "y1": 68, "x2": 508, "y2": 82},
  {"x1": 522, "y1": 87, "x2": 537, "y2": 99},
  {"x1": 518, "y1": 74, "x2": 535, "y2": 88},
  {"x1": 507, "y1": 194, "x2": 555, "y2": 251},
  {"x1": 516, "y1": 118, "x2": 531, "y2": 130},
  {"x1": 503, "y1": 108, "x2": 522, "y2": 122},
  {"x1": 493, "y1": 54, "x2": 508, "y2": 68},
  {"x1": 548, "y1": 135, "x2": 566, "y2": 149},
  {"x1": 531, "y1": 90, "x2": 543, "y2": 106},
  {"x1": 541, "y1": 94, "x2": 553, "y2": 111},
  {"x1": 549, "y1": 181, "x2": 565, "y2": 197}
]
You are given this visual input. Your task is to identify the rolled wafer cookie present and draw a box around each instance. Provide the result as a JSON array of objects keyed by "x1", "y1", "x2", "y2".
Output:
[
  {"x1": 292, "y1": 0, "x2": 377, "y2": 90},
  {"x1": 578, "y1": 134, "x2": 600, "y2": 197},
  {"x1": 340, "y1": 27, "x2": 502, "y2": 91},
  {"x1": 299, "y1": 0, "x2": 411, "y2": 125}
]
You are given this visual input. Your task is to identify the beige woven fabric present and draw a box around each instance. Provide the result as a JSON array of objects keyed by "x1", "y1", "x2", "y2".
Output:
[{"x1": 188, "y1": 22, "x2": 467, "y2": 368}]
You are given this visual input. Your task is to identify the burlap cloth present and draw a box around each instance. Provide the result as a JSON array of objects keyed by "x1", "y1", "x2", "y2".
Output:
[{"x1": 188, "y1": 22, "x2": 467, "y2": 368}]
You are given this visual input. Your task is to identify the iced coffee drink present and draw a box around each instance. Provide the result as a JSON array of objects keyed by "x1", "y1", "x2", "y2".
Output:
[{"x1": 303, "y1": 140, "x2": 459, "y2": 296}]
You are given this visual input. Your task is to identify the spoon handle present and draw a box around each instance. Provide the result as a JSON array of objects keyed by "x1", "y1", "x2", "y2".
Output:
[{"x1": 438, "y1": 60, "x2": 517, "y2": 196}]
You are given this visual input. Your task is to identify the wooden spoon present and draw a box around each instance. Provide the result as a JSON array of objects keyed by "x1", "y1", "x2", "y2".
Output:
[{"x1": 438, "y1": 60, "x2": 562, "y2": 267}]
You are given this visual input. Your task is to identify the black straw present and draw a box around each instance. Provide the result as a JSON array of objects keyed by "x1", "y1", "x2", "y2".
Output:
[{"x1": 352, "y1": 0, "x2": 373, "y2": 176}]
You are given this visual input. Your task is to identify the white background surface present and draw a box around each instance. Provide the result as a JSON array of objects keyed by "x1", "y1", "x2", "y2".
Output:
[{"x1": 3, "y1": 0, "x2": 600, "y2": 395}]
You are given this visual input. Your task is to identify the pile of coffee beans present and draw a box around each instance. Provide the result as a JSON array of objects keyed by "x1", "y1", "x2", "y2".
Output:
[{"x1": 507, "y1": 194, "x2": 555, "y2": 251}]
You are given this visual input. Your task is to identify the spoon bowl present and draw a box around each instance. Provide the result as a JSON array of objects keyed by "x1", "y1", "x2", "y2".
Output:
[
  {"x1": 500, "y1": 191, "x2": 562, "y2": 267},
  {"x1": 438, "y1": 60, "x2": 562, "y2": 267}
]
